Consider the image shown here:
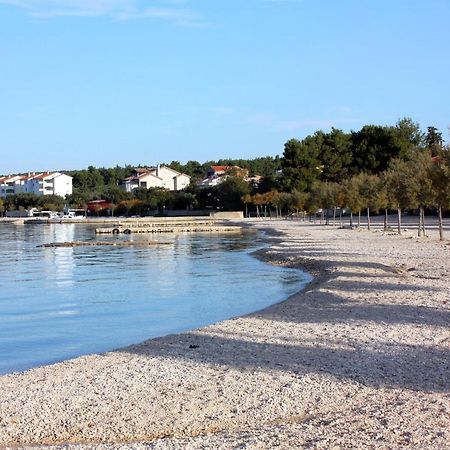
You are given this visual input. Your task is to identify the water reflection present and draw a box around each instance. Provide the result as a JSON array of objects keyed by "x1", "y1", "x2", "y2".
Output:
[{"x1": 0, "y1": 223, "x2": 310, "y2": 375}]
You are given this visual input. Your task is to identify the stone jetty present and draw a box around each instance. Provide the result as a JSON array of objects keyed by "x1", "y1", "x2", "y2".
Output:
[{"x1": 95, "y1": 218, "x2": 242, "y2": 235}]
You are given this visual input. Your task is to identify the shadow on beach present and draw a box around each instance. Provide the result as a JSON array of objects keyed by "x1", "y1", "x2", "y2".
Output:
[
  {"x1": 121, "y1": 229, "x2": 450, "y2": 395},
  {"x1": 123, "y1": 264, "x2": 449, "y2": 394},
  {"x1": 125, "y1": 328, "x2": 449, "y2": 394}
]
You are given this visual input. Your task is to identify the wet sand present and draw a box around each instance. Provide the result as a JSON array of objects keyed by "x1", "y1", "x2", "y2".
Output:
[{"x1": 1, "y1": 220, "x2": 449, "y2": 449}]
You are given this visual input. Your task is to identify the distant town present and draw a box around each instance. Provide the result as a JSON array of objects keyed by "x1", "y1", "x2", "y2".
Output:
[
  {"x1": 0, "y1": 163, "x2": 260, "y2": 199},
  {"x1": 0, "y1": 162, "x2": 266, "y2": 217}
]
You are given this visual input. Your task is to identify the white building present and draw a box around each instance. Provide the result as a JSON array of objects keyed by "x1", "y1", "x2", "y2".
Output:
[
  {"x1": 0, "y1": 172, "x2": 73, "y2": 198},
  {"x1": 28, "y1": 172, "x2": 72, "y2": 197},
  {"x1": 122, "y1": 166, "x2": 190, "y2": 193},
  {"x1": 0, "y1": 175, "x2": 23, "y2": 197}
]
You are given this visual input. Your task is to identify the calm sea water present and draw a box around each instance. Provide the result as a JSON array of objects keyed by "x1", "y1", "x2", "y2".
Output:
[{"x1": 0, "y1": 222, "x2": 311, "y2": 375}]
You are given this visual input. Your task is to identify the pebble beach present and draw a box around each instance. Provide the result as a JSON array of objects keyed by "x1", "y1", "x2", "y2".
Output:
[{"x1": 1, "y1": 220, "x2": 449, "y2": 449}]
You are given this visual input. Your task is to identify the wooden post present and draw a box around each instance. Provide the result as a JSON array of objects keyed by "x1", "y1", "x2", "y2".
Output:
[
  {"x1": 438, "y1": 206, "x2": 444, "y2": 241},
  {"x1": 418, "y1": 207, "x2": 423, "y2": 237},
  {"x1": 422, "y1": 207, "x2": 426, "y2": 236}
]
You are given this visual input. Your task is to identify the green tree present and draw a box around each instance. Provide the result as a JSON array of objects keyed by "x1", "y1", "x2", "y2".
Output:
[
  {"x1": 429, "y1": 150, "x2": 450, "y2": 240},
  {"x1": 393, "y1": 117, "x2": 424, "y2": 159},
  {"x1": 410, "y1": 151, "x2": 435, "y2": 236},
  {"x1": 341, "y1": 176, "x2": 365, "y2": 227},
  {"x1": 216, "y1": 177, "x2": 250, "y2": 211},
  {"x1": 172, "y1": 192, "x2": 197, "y2": 211},
  {"x1": 355, "y1": 173, "x2": 380, "y2": 230},
  {"x1": 314, "y1": 182, "x2": 340, "y2": 225},
  {"x1": 280, "y1": 138, "x2": 321, "y2": 192},
  {"x1": 425, "y1": 126, "x2": 443, "y2": 156},
  {"x1": 103, "y1": 186, "x2": 133, "y2": 204},
  {"x1": 290, "y1": 189, "x2": 308, "y2": 217},
  {"x1": 350, "y1": 125, "x2": 398, "y2": 174},
  {"x1": 318, "y1": 128, "x2": 353, "y2": 183},
  {"x1": 384, "y1": 158, "x2": 420, "y2": 235}
]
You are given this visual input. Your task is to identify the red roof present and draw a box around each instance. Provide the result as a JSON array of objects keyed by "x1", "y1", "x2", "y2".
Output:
[
  {"x1": 0, "y1": 175, "x2": 22, "y2": 182},
  {"x1": 87, "y1": 199, "x2": 111, "y2": 212},
  {"x1": 210, "y1": 165, "x2": 232, "y2": 172},
  {"x1": 31, "y1": 172, "x2": 54, "y2": 180},
  {"x1": 20, "y1": 174, "x2": 39, "y2": 181}
]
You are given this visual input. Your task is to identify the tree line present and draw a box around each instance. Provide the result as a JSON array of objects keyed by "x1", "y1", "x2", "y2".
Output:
[
  {"x1": 1, "y1": 118, "x2": 448, "y2": 240},
  {"x1": 270, "y1": 119, "x2": 449, "y2": 239},
  {"x1": 241, "y1": 148, "x2": 450, "y2": 240}
]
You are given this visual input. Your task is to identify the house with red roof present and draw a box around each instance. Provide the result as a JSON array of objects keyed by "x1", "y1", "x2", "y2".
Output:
[
  {"x1": 122, "y1": 165, "x2": 190, "y2": 192},
  {"x1": 199, "y1": 165, "x2": 250, "y2": 187}
]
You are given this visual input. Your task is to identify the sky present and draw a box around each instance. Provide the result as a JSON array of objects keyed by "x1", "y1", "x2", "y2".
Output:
[{"x1": 1, "y1": 0, "x2": 449, "y2": 173}]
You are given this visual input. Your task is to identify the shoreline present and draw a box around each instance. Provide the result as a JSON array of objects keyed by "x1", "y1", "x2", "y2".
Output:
[{"x1": 1, "y1": 220, "x2": 449, "y2": 449}]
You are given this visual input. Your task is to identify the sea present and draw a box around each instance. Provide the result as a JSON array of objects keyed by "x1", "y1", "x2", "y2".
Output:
[{"x1": 0, "y1": 222, "x2": 311, "y2": 375}]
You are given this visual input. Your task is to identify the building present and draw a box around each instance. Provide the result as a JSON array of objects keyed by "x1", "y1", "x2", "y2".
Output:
[
  {"x1": 0, "y1": 175, "x2": 23, "y2": 197},
  {"x1": 87, "y1": 199, "x2": 111, "y2": 214},
  {"x1": 198, "y1": 165, "x2": 250, "y2": 187},
  {"x1": 122, "y1": 165, "x2": 190, "y2": 193},
  {"x1": 206, "y1": 165, "x2": 231, "y2": 178},
  {"x1": 206, "y1": 165, "x2": 249, "y2": 178},
  {"x1": 24, "y1": 172, "x2": 72, "y2": 197},
  {"x1": 0, "y1": 172, "x2": 73, "y2": 198}
]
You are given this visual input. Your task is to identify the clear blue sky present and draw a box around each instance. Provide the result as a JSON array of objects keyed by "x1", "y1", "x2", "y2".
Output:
[{"x1": 1, "y1": 0, "x2": 449, "y2": 173}]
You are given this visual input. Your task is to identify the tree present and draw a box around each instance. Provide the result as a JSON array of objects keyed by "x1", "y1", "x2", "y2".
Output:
[
  {"x1": 252, "y1": 193, "x2": 264, "y2": 218},
  {"x1": 304, "y1": 183, "x2": 321, "y2": 221},
  {"x1": 425, "y1": 126, "x2": 443, "y2": 156},
  {"x1": 393, "y1": 117, "x2": 424, "y2": 159},
  {"x1": 384, "y1": 157, "x2": 420, "y2": 235},
  {"x1": 350, "y1": 125, "x2": 401, "y2": 175},
  {"x1": 377, "y1": 174, "x2": 392, "y2": 231},
  {"x1": 318, "y1": 128, "x2": 353, "y2": 183},
  {"x1": 166, "y1": 160, "x2": 184, "y2": 174},
  {"x1": 429, "y1": 149, "x2": 450, "y2": 240},
  {"x1": 241, "y1": 194, "x2": 252, "y2": 218},
  {"x1": 215, "y1": 177, "x2": 250, "y2": 211},
  {"x1": 341, "y1": 176, "x2": 364, "y2": 227},
  {"x1": 172, "y1": 192, "x2": 197, "y2": 211},
  {"x1": 103, "y1": 186, "x2": 132, "y2": 204},
  {"x1": 314, "y1": 182, "x2": 340, "y2": 225},
  {"x1": 354, "y1": 173, "x2": 380, "y2": 230},
  {"x1": 409, "y1": 151, "x2": 435, "y2": 236},
  {"x1": 280, "y1": 138, "x2": 321, "y2": 192},
  {"x1": 290, "y1": 189, "x2": 308, "y2": 217}
]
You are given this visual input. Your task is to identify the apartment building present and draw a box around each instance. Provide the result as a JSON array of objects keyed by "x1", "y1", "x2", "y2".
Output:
[{"x1": 0, "y1": 172, "x2": 73, "y2": 198}]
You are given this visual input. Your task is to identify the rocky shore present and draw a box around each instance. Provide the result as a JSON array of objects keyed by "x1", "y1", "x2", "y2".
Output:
[{"x1": 1, "y1": 220, "x2": 449, "y2": 449}]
